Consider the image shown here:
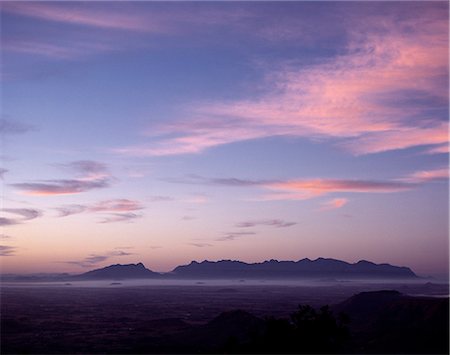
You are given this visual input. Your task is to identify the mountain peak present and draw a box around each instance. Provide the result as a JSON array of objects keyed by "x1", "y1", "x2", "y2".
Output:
[{"x1": 75, "y1": 262, "x2": 159, "y2": 280}]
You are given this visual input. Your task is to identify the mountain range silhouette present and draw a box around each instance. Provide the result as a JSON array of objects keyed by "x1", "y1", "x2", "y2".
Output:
[{"x1": 74, "y1": 258, "x2": 417, "y2": 280}]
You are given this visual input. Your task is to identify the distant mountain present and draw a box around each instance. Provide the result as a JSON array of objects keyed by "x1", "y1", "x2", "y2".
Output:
[
  {"x1": 74, "y1": 263, "x2": 160, "y2": 280},
  {"x1": 1, "y1": 258, "x2": 418, "y2": 282},
  {"x1": 169, "y1": 258, "x2": 417, "y2": 279}
]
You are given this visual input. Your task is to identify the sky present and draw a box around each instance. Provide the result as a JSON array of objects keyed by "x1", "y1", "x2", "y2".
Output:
[{"x1": 1, "y1": 1, "x2": 449, "y2": 277}]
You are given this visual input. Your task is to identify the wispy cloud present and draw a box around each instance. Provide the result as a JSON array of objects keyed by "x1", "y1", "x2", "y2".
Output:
[
  {"x1": 166, "y1": 168, "x2": 446, "y2": 202},
  {"x1": 1, "y1": 39, "x2": 114, "y2": 60},
  {"x1": 63, "y1": 249, "x2": 134, "y2": 268},
  {"x1": 0, "y1": 208, "x2": 42, "y2": 226},
  {"x1": 12, "y1": 160, "x2": 112, "y2": 196},
  {"x1": 216, "y1": 231, "x2": 256, "y2": 242},
  {"x1": 401, "y1": 167, "x2": 449, "y2": 184},
  {"x1": 89, "y1": 199, "x2": 144, "y2": 212},
  {"x1": 55, "y1": 204, "x2": 87, "y2": 217},
  {"x1": 0, "y1": 118, "x2": 35, "y2": 135},
  {"x1": 424, "y1": 143, "x2": 449, "y2": 155},
  {"x1": 12, "y1": 179, "x2": 110, "y2": 196},
  {"x1": 99, "y1": 213, "x2": 141, "y2": 224},
  {"x1": 236, "y1": 219, "x2": 297, "y2": 228},
  {"x1": 319, "y1": 198, "x2": 348, "y2": 211},
  {"x1": 188, "y1": 242, "x2": 213, "y2": 248},
  {"x1": 64, "y1": 254, "x2": 110, "y2": 268},
  {"x1": 58, "y1": 160, "x2": 110, "y2": 180},
  {"x1": 0, "y1": 234, "x2": 13, "y2": 240},
  {"x1": 2, "y1": 2, "x2": 252, "y2": 60},
  {"x1": 164, "y1": 174, "x2": 268, "y2": 187},
  {"x1": 262, "y1": 179, "x2": 412, "y2": 200},
  {"x1": 0, "y1": 245, "x2": 17, "y2": 256},
  {"x1": 2, "y1": 2, "x2": 162, "y2": 32},
  {"x1": 116, "y1": 10, "x2": 448, "y2": 157},
  {"x1": 2, "y1": 208, "x2": 42, "y2": 220},
  {"x1": 54, "y1": 199, "x2": 144, "y2": 224},
  {"x1": 110, "y1": 250, "x2": 134, "y2": 257},
  {"x1": 0, "y1": 218, "x2": 18, "y2": 227}
]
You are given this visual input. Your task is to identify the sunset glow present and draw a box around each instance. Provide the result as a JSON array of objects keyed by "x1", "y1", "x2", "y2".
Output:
[{"x1": 1, "y1": 1, "x2": 448, "y2": 278}]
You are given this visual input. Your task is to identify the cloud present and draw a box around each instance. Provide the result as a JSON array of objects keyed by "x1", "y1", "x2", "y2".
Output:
[
  {"x1": 166, "y1": 168, "x2": 445, "y2": 202},
  {"x1": 64, "y1": 254, "x2": 109, "y2": 268},
  {"x1": 0, "y1": 234, "x2": 12, "y2": 239},
  {"x1": 115, "y1": 9, "x2": 447, "y2": 157},
  {"x1": 2, "y1": 2, "x2": 161, "y2": 32},
  {"x1": 11, "y1": 160, "x2": 112, "y2": 196},
  {"x1": 2, "y1": 2, "x2": 251, "y2": 60},
  {"x1": 319, "y1": 198, "x2": 348, "y2": 211},
  {"x1": 0, "y1": 218, "x2": 18, "y2": 226},
  {"x1": 0, "y1": 118, "x2": 35, "y2": 135},
  {"x1": 58, "y1": 160, "x2": 109, "y2": 180},
  {"x1": 55, "y1": 204, "x2": 87, "y2": 217},
  {"x1": 401, "y1": 168, "x2": 449, "y2": 184},
  {"x1": 3, "y1": 208, "x2": 42, "y2": 220},
  {"x1": 99, "y1": 213, "x2": 141, "y2": 224},
  {"x1": 181, "y1": 216, "x2": 196, "y2": 221},
  {"x1": 1, "y1": 208, "x2": 42, "y2": 225},
  {"x1": 216, "y1": 231, "x2": 256, "y2": 242},
  {"x1": 54, "y1": 199, "x2": 145, "y2": 224},
  {"x1": 63, "y1": 249, "x2": 133, "y2": 268},
  {"x1": 209, "y1": 177, "x2": 267, "y2": 187},
  {"x1": 89, "y1": 199, "x2": 144, "y2": 212},
  {"x1": 188, "y1": 243, "x2": 213, "y2": 248},
  {"x1": 0, "y1": 245, "x2": 17, "y2": 256},
  {"x1": 2, "y1": 39, "x2": 114, "y2": 60},
  {"x1": 424, "y1": 143, "x2": 449, "y2": 155},
  {"x1": 110, "y1": 250, "x2": 134, "y2": 257},
  {"x1": 236, "y1": 219, "x2": 297, "y2": 228},
  {"x1": 262, "y1": 179, "x2": 412, "y2": 200},
  {"x1": 12, "y1": 179, "x2": 110, "y2": 196},
  {"x1": 164, "y1": 174, "x2": 268, "y2": 187},
  {"x1": 0, "y1": 168, "x2": 8, "y2": 180}
]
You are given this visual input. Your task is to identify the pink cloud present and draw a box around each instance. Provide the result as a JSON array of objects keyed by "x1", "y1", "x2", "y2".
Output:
[
  {"x1": 319, "y1": 198, "x2": 348, "y2": 211},
  {"x1": 117, "y1": 12, "x2": 448, "y2": 156},
  {"x1": 12, "y1": 160, "x2": 112, "y2": 196},
  {"x1": 402, "y1": 168, "x2": 449, "y2": 184},
  {"x1": 12, "y1": 179, "x2": 110, "y2": 196},
  {"x1": 89, "y1": 199, "x2": 144, "y2": 213},
  {"x1": 99, "y1": 213, "x2": 141, "y2": 224},
  {"x1": 261, "y1": 179, "x2": 412, "y2": 201}
]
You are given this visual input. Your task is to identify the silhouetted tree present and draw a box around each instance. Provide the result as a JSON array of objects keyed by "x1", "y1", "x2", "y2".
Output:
[{"x1": 247, "y1": 305, "x2": 350, "y2": 354}]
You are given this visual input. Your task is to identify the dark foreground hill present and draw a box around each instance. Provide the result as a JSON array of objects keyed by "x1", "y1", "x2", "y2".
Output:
[
  {"x1": 2, "y1": 288, "x2": 447, "y2": 354},
  {"x1": 126, "y1": 291, "x2": 449, "y2": 354},
  {"x1": 333, "y1": 290, "x2": 449, "y2": 354},
  {"x1": 170, "y1": 258, "x2": 417, "y2": 279}
]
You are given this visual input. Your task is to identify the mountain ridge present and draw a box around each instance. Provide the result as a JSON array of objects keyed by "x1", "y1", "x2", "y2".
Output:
[
  {"x1": 169, "y1": 257, "x2": 416, "y2": 279},
  {"x1": 72, "y1": 257, "x2": 417, "y2": 280}
]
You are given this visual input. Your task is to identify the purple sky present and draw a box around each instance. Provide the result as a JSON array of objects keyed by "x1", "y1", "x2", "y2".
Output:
[{"x1": 1, "y1": 1, "x2": 448, "y2": 277}]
